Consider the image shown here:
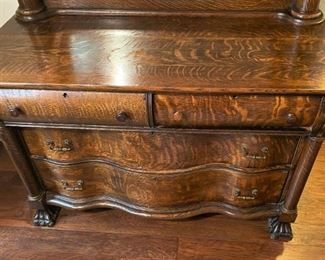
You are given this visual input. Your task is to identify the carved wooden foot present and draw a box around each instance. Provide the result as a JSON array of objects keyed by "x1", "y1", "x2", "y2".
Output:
[
  {"x1": 268, "y1": 217, "x2": 293, "y2": 241},
  {"x1": 33, "y1": 205, "x2": 61, "y2": 227}
]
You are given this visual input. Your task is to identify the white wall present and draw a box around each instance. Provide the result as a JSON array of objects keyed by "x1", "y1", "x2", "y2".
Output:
[{"x1": 0, "y1": 0, "x2": 18, "y2": 27}]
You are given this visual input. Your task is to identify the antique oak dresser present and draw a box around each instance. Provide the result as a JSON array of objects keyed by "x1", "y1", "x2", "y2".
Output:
[{"x1": 0, "y1": 0, "x2": 324, "y2": 241}]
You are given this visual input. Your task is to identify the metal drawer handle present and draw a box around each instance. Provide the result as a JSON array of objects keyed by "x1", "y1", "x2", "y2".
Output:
[
  {"x1": 242, "y1": 144, "x2": 269, "y2": 160},
  {"x1": 61, "y1": 180, "x2": 84, "y2": 191},
  {"x1": 234, "y1": 188, "x2": 259, "y2": 200},
  {"x1": 47, "y1": 139, "x2": 73, "y2": 152}
]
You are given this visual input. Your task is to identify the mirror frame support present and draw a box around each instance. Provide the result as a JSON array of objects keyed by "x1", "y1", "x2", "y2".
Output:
[{"x1": 14, "y1": 0, "x2": 325, "y2": 25}]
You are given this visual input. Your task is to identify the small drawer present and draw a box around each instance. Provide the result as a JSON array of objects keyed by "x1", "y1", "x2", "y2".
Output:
[
  {"x1": 0, "y1": 89, "x2": 148, "y2": 126},
  {"x1": 154, "y1": 94, "x2": 321, "y2": 129}
]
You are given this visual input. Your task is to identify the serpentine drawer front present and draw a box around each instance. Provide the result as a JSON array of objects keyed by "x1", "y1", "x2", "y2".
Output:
[
  {"x1": 0, "y1": 90, "x2": 148, "y2": 127},
  {"x1": 154, "y1": 95, "x2": 321, "y2": 129},
  {"x1": 21, "y1": 128, "x2": 300, "y2": 170},
  {"x1": 21, "y1": 128, "x2": 293, "y2": 211},
  {"x1": 0, "y1": 3, "x2": 324, "y2": 241},
  {"x1": 21, "y1": 128, "x2": 298, "y2": 211},
  {"x1": 33, "y1": 160, "x2": 288, "y2": 209}
]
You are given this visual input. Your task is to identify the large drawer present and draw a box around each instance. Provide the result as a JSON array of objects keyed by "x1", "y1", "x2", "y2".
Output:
[
  {"x1": 22, "y1": 128, "x2": 300, "y2": 170},
  {"x1": 154, "y1": 94, "x2": 320, "y2": 129},
  {"x1": 0, "y1": 89, "x2": 148, "y2": 126},
  {"x1": 33, "y1": 159, "x2": 288, "y2": 209}
]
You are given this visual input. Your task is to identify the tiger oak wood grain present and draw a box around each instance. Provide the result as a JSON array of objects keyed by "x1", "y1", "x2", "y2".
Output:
[
  {"x1": 0, "y1": 90, "x2": 148, "y2": 126},
  {"x1": 21, "y1": 128, "x2": 300, "y2": 170},
  {"x1": 33, "y1": 159, "x2": 288, "y2": 209},
  {"x1": 0, "y1": 144, "x2": 324, "y2": 258},
  {"x1": 17, "y1": 0, "x2": 324, "y2": 26},
  {"x1": 0, "y1": 0, "x2": 324, "y2": 240},
  {"x1": 154, "y1": 94, "x2": 321, "y2": 129},
  {"x1": 0, "y1": 15, "x2": 324, "y2": 93}
]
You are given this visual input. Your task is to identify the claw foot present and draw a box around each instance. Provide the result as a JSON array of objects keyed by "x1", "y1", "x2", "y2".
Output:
[
  {"x1": 33, "y1": 205, "x2": 61, "y2": 227},
  {"x1": 268, "y1": 217, "x2": 293, "y2": 241}
]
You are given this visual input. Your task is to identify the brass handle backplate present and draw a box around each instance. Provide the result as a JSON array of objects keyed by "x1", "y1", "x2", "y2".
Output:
[
  {"x1": 61, "y1": 180, "x2": 84, "y2": 191},
  {"x1": 242, "y1": 144, "x2": 269, "y2": 160},
  {"x1": 47, "y1": 139, "x2": 73, "y2": 152},
  {"x1": 234, "y1": 188, "x2": 258, "y2": 200}
]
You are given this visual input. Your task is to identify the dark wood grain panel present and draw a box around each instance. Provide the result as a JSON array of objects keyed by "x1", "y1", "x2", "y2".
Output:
[
  {"x1": 16, "y1": 0, "x2": 324, "y2": 25},
  {"x1": 34, "y1": 159, "x2": 288, "y2": 209},
  {"x1": 154, "y1": 94, "x2": 321, "y2": 129},
  {"x1": 21, "y1": 128, "x2": 300, "y2": 170},
  {"x1": 0, "y1": 89, "x2": 148, "y2": 126},
  {"x1": 0, "y1": 15, "x2": 324, "y2": 94},
  {"x1": 44, "y1": 0, "x2": 291, "y2": 11}
]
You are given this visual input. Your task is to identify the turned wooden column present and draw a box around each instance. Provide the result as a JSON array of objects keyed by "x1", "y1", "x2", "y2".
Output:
[
  {"x1": 0, "y1": 123, "x2": 61, "y2": 226},
  {"x1": 281, "y1": 137, "x2": 323, "y2": 222},
  {"x1": 16, "y1": 0, "x2": 48, "y2": 22},
  {"x1": 290, "y1": 0, "x2": 324, "y2": 24},
  {"x1": 0, "y1": 123, "x2": 44, "y2": 201}
]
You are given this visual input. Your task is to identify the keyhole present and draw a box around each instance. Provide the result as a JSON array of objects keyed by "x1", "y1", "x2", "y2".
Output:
[{"x1": 63, "y1": 93, "x2": 68, "y2": 98}]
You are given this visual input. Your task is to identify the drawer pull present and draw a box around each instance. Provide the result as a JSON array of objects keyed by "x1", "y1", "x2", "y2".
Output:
[
  {"x1": 173, "y1": 111, "x2": 184, "y2": 121},
  {"x1": 287, "y1": 113, "x2": 298, "y2": 124},
  {"x1": 61, "y1": 180, "x2": 84, "y2": 191},
  {"x1": 8, "y1": 107, "x2": 21, "y2": 117},
  {"x1": 234, "y1": 188, "x2": 258, "y2": 200},
  {"x1": 47, "y1": 139, "x2": 73, "y2": 152},
  {"x1": 116, "y1": 111, "x2": 129, "y2": 122},
  {"x1": 242, "y1": 144, "x2": 269, "y2": 160}
]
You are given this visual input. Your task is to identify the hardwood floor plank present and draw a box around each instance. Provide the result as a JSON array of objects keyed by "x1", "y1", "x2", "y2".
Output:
[
  {"x1": 0, "y1": 226, "x2": 178, "y2": 260},
  {"x1": 177, "y1": 238, "x2": 325, "y2": 260}
]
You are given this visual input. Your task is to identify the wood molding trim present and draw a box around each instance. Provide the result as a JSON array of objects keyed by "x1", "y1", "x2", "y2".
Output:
[
  {"x1": 47, "y1": 193, "x2": 281, "y2": 220},
  {"x1": 14, "y1": 0, "x2": 324, "y2": 25}
]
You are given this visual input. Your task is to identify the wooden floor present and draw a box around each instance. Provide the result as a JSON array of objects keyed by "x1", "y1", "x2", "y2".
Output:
[{"x1": 0, "y1": 144, "x2": 324, "y2": 260}]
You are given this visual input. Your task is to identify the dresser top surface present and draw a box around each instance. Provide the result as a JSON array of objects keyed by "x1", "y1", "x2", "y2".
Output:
[{"x1": 0, "y1": 14, "x2": 324, "y2": 94}]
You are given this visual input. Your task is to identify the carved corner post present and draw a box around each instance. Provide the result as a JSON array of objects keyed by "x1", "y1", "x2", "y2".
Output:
[
  {"x1": 16, "y1": 0, "x2": 49, "y2": 22},
  {"x1": 269, "y1": 98, "x2": 325, "y2": 241},
  {"x1": 290, "y1": 0, "x2": 324, "y2": 25},
  {"x1": 0, "y1": 123, "x2": 60, "y2": 226},
  {"x1": 268, "y1": 136, "x2": 322, "y2": 241},
  {"x1": 281, "y1": 137, "x2": 323, "y2": 215}
]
